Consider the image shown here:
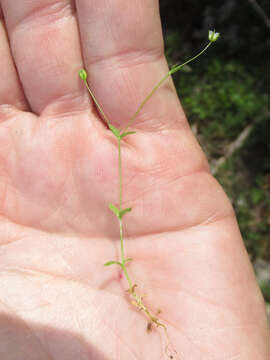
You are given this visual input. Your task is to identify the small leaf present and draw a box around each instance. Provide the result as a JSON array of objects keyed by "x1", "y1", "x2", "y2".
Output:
[
  {"x1": 108, "y1": 124, "x2": 121, "y2": 138},
  {"x1": 171, "y1": 63, "x2": 180, "y2": 69},
  {"x1": 104, "y1": 260, "x2": 122, "y2": 266},
  {"x1": 128, "y1": 284, "x2": 138, "y2": 294},
  {"x1": 79, "y1": 69, "x2": 88, "y2": 80},
  {"x1": 170, "y1": 64, "x2": 181, "y2": 75},
  {"x1": 119, "y1": 207, "x2": 132, "y2": 219},
  {"x1": 120, "y1": 131, "x2": 136, "y2": 139},
  {"x1": 108, "y1": 203, "x2": 120, "y2": 217},
  {"x1": 125, "y1": 258, "x2": 133, "y2": 263}
]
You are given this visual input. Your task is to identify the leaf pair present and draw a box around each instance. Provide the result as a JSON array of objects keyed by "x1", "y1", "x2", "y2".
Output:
[
  {"x1": 104, "y1": 258, "x2": 133, "y2": 267},
  {"x1": 108, "y1": 203, "x2": 132, "y2": 220},
  {"x1": 108, "y1": 124, "x2": 136, "y2": 140},
  {"x1": 104, "y1": 260, "x2": 121, "y2": 267}
]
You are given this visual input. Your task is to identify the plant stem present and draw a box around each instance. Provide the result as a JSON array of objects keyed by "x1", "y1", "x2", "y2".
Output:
[
  {"x1": 121, "y1": 41, "x2": 212, "y2": 133},
  {"x1": 117, "y1": 137, "x2": 134, "y2": 291},
  {"x1": 83, "y1": 79, "x2": 110, "y2": 125},
  {"x1": 118, "y1": 138, "x2": 123, "y2": 211},
  {"x1": 119, "y1": 219, "x2": 133, "y2": 289}
]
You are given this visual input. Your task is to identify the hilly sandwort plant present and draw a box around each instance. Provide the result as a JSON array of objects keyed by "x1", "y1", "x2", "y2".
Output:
[{"x1": 79, "y1": 30, "x2": 220, "y2": 359}]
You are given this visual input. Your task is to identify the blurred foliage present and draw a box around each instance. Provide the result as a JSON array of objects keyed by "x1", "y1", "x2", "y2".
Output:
[
  {"x1": 160, "y1": 0, "x2": 270, "y2": 64},
  {"x1": 260, "y1": 281, "x2": 270, "y2": 302},
  {"x1": 175, "y1": 58, "x2": 269, "y2": 157},
  {"x1": 160, "y1": 0, "x2": 270, "y2": 264}
]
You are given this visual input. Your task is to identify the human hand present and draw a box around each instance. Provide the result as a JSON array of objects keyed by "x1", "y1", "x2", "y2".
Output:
[{"x1": 0, "y1": 1, "x2": 269, "y2": 359}]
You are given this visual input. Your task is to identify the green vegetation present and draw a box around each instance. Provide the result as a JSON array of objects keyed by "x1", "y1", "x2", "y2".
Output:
[
  {"x1": 161, "y1": 0, "x2": 270, "y2": 305},
  {"x1": 165, "y1": 44, "x2": 270, "y2": 264}
]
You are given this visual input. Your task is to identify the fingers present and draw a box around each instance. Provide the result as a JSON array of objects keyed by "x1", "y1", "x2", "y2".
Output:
[
  {"x1": 0, "y1": 7, "x2": 28, "y2": 111},
  {"x1": 76, "y1": 0, "x2": 186, "y2": 131},
  {"x1": 0, "y1": 0, "x2": 88, "y2": 116}
]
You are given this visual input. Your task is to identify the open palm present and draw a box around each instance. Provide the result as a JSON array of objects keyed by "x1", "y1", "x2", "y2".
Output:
[{"x1": 0, "y1": 1, "x2": 269, "y2": 359}]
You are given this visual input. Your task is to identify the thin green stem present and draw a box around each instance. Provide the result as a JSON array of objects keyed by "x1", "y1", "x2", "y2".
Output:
[
  {"x1": 118, "y1": 139, "x2": 133, "y2": 291},
  {"x1": 121, "y1": 41, "x2": 212, "y2": 134},
  {"x1": 83, "y1": 79, "x2": 110, "y2": 125},
  {"x1": 119, "y1": 219, "x2": 125, "y2": 261},
  {"x1": 119, "y1": 220, "x2": 133, "y2": 289},
  {"x1": 121, "y1": 72, "x2": 171, "y2": 134},
  {"x1": 118, "y1": 138, "x2": 123, "y2": 211}
]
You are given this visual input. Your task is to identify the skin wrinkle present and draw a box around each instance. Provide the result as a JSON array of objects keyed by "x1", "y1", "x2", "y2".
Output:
[
  {"x1": 94, "y1": 301, "x2": 142, "y2": 360},
  {"x1": 119, "y1": 129, "x2": 209, "y2": 186},
  {"x1": 122, "y1": 171, "x2": 234, "y2": 238},
  {"x1": 0, "y1": 105, "x2": 20, "y2": 123},
  {"x1": 41, "y1": 91, "x2": 91, "y2": 117},
  {"x1": 0, "y1": 107, "x2": 35, "y2": 128},
  {"x1": 116, "y1": 130, "x2": 191, "y2": 189},
  {"x1": 0, "y1": 233, "x2": 28, "y2": 247},
  {"x1": 0, "y1": 118, "x2": 72, "y2": 229},
  {"x1": 0, "y1": 215, "x2": 107, "y2": 248},
  {"x1": 0, "y1": 266, "x2": 102, "y2": 312},
  {"x1": 122, "y1": 212, "x2": 236, "y2": 242},
  {"x1": 134, "y1": 148, "x2": 207, "y2": 180},
  {"x1": 130, "y1": 269, "x2": 245, "y2": 325},
  {"x1": 148, "y1": 286, "x2": 267, "y2": 349},
  {"x1": 0, "y1": 218, "x2": 48, "y2": 246},
  {"x1": 2, "y1": 181, "x2": 65, "y2": 228},
  {"x1": 8, "y1": 1, "x2": 76, "y2": 34},
  {"x1": 121, "y1": 157, "x2": 208, "y2": 198},
  {"x1": 0, "y1": 12, "x2": 28, "y2": 111},
  {"x1": 87, "y1": 46, "x2": 164, "y2": 72},
  {"x1": 0, "y1": 256, "x2": 112, "y2": 293},
  {"x1": 113, "y1": 328, "x2": 142, "y2": 360},
  {"x1": 65, "y1": 283, "x2": 144, "y2": 360},
  {"x1": 9, "y1": 251, "x2": 187, "y2": 359},
  {"x1": 170, "y1": 284, "x2": 244, "y2": 316},
  {"x1": 0, "y1": 164, "x2": 234, "y2": 241},
  {"x1": 148, "y1": 269, "x2": 237, "y2": 297},
  {"x1": 34, "y1": 185, "x2": 71, "y2": 230},
  {"x1": 227, "y1": 355, "x2": 242, "y2": 360},
  {"x1": 130, "y1": 168, "x2": 209, "y2": 198}
]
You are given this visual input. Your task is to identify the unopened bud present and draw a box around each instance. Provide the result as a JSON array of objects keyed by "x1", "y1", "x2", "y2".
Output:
[
  {"x1": 79, "y1": 69, "x2": 88, "y2": 80},
  {"x1": 208, "y1": 30, "x2": 220, "y2": 42}
]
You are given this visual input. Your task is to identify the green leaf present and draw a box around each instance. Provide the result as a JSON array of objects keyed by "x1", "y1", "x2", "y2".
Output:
[
  {"x1": 108, "y1": 203, "x2": 120, "y2": 217},
  {"x1": 125, "y1": 258, "x2": 133, "y2": 263},
  {"x1": 108, "y1": 124, "x2": 121, "y2": 138},
  {"x1": 79, "y1": 69, "x2": 88, "y2": 80},
  {"x1": 120, "y1": 131, "x2": 136, "y2": 139},
  {"x1": 170, "y1": 64, "x2": 182, "y2": 75},
  {"x1": 171, "y1": 63, "x2": 180, "y2": 69},
  {"x1": 104, "y1": 260, "x2": 122, "y2": 266},
  {"x1": 119, "y1": 207, "x2": 132, "y2": 219}
]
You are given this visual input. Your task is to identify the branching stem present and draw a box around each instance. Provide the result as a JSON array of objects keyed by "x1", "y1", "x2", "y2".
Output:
[
  {"x1": 121, "y1": 41, "x2": 213, "y2": 134},
  {"x1": 79, "y1": 30, "x2": 219, "y2": 360},
  {"x1": 82, "y1": 77, "x2": 110, "y2": 125}
]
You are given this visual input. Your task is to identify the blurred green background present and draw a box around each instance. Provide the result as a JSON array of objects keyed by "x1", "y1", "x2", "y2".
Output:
[{"x1": 159, "y1": 0, "x2": 270, "y2": 311}]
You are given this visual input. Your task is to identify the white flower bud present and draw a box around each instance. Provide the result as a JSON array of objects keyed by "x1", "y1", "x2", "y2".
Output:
[{"x1": 208, "y1": 30, "x2": 220, "y2": 42}]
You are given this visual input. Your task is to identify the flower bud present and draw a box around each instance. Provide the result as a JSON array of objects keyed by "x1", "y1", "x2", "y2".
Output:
[
  {"x1": 79, "y1": 69, "x2": 88, "y2": 80},
  {"x1": 208, "y1": 30, "x2": 220, "y2": 42}
]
